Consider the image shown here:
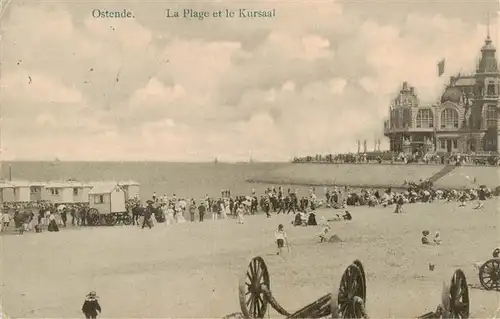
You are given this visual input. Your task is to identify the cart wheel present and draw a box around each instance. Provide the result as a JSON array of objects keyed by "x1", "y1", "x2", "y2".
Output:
[
  {"x1": 89, "y1": 208, "x2": 100, "y2": 226},
  {"x1": 479, "y1": 259, "x2": 500, "y2": 291},
  {"x1": 332, "y1": 261, "x2": 367, "y2": 319},
  {"x1": 239, "y1": 256, "x2": 269, "y2": 319},
  {"x1": 105, "y1": 214, "x2": 118, "y2": 226},
  {"x1": 122, "y1": 213, "x2": 132, "y2": 226},
  {"x1": 442, "y1": 269, "x2": 470, "y2": 318},
  {"x1": 353, "y1": 259, "x2": 367, "y2": 305}
]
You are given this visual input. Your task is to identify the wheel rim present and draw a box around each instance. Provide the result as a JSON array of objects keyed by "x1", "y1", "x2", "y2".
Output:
[
  {"x1": 479, "y1": 259, "x2": 500, "y2": 291},
  {"x1": 337, "y1": 264, "x2": 366, "y2": 318},
  {"x1": 449, "y1": 269, "x2": 470, "y2": 318},
  {"x1": 352, "y1": 260, "x2": 367, "y2": 305},
  {"x1": 239, "y1": 257, "x2": 269, "y2": 318}
]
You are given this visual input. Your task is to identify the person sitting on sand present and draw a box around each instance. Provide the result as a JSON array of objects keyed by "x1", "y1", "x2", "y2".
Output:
[
  {"x1": 433, "y1": 231, "x2": 441, "y2": 245},
  {"x1": 275, "y1": 224, "x2": 289, "y2": 255},
  {"x1": 82, "y1": 291, "x2": 101, "y2": 319},
  {"x1": 307, "y1": 211, "x2": 317, "y2": 226},
  {"x1": 421, "y1": 230, "x2": 430, "y2": 245},
  {"x1": 343, "y1": 210, "x2": 352, "y2": 221},
  {"x1": 327, "y1": 210, "x2": 351, "y2": 222}
]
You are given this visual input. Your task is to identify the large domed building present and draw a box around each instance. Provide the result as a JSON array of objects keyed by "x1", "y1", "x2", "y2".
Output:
[{"x1": 384, "y1": 34, "x2": 499, "y2": 155}]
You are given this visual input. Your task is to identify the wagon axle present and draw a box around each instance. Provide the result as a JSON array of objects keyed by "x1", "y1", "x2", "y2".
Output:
[{"x1": 233, "y1": 256, "x2": 470, "y2": 319}]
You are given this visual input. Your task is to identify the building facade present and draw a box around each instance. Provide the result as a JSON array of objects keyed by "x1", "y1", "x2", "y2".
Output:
[{"x1": 384, "y1": 34, "x2": 499, "y2": 155}]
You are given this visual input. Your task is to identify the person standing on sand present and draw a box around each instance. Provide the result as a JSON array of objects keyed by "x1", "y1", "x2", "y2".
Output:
[
  {"x1": 82, "y1": 291, "x2": 101, "y2": 319},
  {"x1": 275, "y1": 224, "x2": 289, "y2": 255},
  {"x1": 198, "y1": 202, "x2": 206, "y2": 222},
  {"x1": 13, "y1": 210, "x2": 24, "y2": 235},
  {"x1": 189, "y1": 199, "x2": 196, "y2": 222},
  {"x1": 165, "y1": 203, "x2": 175, "y2": 225},
  {"x1": 212, "y1": 202, "x2": 219, "y2": 221},
  {"x1": 236, "y1": 204, "x2": 245, "y2": 224},
  {"x1": 141, "y1": 203, "x2": 153, "y2": 229}
]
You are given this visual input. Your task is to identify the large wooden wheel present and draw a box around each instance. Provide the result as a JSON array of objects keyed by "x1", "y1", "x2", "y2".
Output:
[
  {"x1": 105, "y1": 213, "x2": 118, "y2": 226},
  {"x1": 88, "y1": 208, "x2": 100, "y2": 226},
  {"x1": 331, "y1": 261, "x2": 367, "y2": 319},
  {"x1": 479, "y1": 258, "x2": 500, "y2": 291},
  {"x1": 441, "y1": 269, "x2": 470, "y2": 318},
  {"x1": 239, "y1": 257, "x2": 270, "y2": 318},
  {"x1": 353, "y1": 260, "x2": 367, "y2": 305}
]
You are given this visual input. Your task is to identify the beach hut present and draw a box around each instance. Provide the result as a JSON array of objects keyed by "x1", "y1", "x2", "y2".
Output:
[
  {"x1": 0, "y1": 182, "x2": 15, "y2": 203},
  {"x1": 10, "y1": 181, "x2": 32, "y2": 202},
  {"x1": 71, "y1": 182, "x2": 93, "y2": 203},
  {"x1": 43, "y1": 182, "x2": 75, "y2": 203},
  {"x1": 118, "y1": 180, "x2": 140, "y2": 200},
  {"x1": 29, "y1": 182, "x2": 46, "y2": 201},
  {"x1": 88, "y1": 183, "x2": 126, "y2": 214}
]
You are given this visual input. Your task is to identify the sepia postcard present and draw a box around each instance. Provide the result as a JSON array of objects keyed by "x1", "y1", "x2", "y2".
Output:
[{"x1": 0, "y1": 0, "x2": 499, "y2": 318}]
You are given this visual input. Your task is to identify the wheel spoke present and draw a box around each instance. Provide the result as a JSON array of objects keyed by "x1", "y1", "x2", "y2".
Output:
[
  {"x1": 253, "y1": 296, "x2": 258, "y2": 316},
  {"x1": 246, "y1": 294, "x2": 252, "y2": 307}
]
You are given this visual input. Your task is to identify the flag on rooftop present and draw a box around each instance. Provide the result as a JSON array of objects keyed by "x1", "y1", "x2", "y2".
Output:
[{"x1": 437, "y1": 59, "x2": 445, "y2": 77}]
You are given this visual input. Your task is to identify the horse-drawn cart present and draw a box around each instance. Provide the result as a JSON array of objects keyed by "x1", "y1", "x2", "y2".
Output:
[
  {"x1": 87, "y1": 183, "x2": 131, "y2": 226},
  {"x1": 226, "y1": 256, "x2": 469, "y2": 319}
]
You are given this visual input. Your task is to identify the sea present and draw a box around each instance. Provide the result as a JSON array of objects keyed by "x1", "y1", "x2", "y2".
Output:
[{"x1": 0, "y1": 161, "x2": 322, "y2": 199}]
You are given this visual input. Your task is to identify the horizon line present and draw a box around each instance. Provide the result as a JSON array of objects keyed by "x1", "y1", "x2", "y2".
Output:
[{"x1": 0, "y1": 160, "x2": 291, "y2": 163}]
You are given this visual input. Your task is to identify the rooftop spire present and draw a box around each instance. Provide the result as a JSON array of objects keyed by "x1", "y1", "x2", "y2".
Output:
[{"x1": 487, "y1": 11, "x2": 491, "y2": 41}]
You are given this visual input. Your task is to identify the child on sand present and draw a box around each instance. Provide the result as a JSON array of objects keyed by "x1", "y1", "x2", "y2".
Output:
[
  {"x1": 433, "y1": 231, "x2": 441, "y2": 245},
  {"x1": 319, "y1": 225, "x2": 331, "y2": 243},
  {"x1": 275, "y1": 224, "x2": 289, "y2": 255},
  {"x1": 82, "y1": 291, "x2": 101, "y2": 319}
]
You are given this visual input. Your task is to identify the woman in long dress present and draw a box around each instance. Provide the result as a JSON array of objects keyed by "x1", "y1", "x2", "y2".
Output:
[
  {"x1": 165, "y1": 204, "x2": 175, "y2": 225},
  {"x1": 236, "y1": 204, "x2": 244, "y2": 224},
  {"x1": 220, "y1": 201, "x2": 228, "y2": 220},
  {"x1": 176, "y1": 207, "x2": 186, "y2": 224},
  {"x1": 47, "y1": 213, "x2": 59, "y2": 232}
]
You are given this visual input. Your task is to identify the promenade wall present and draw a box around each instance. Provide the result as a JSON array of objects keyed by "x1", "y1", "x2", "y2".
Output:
[{"x1": 248, "y1": 163, "x2": 500, "y2": 190}]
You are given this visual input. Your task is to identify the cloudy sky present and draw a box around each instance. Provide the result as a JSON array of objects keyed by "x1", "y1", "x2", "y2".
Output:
[{"x1": 0, "y1": 0, "x2": 498, "y2": 161}]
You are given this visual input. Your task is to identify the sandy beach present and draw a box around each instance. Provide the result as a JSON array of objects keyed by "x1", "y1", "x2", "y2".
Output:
[{"x1": 1, "y1": 199, "x2": 499, "y2": 318}]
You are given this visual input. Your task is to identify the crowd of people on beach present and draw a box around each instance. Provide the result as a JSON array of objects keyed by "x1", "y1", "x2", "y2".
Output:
[
  {"x1": 293, "y1": 151, "x2": 500, "y2": 166},
  {"x1": 0, "y1": 178, "x2": 494, "y2": 235}
]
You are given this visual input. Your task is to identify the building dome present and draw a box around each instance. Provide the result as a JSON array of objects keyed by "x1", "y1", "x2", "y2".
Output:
[
  {"x1": 481, "y1": 36, "x2": 496, "y2": 51},
  {"x1": 441, "y1": 86, "x2": 462, "y2": 103}
]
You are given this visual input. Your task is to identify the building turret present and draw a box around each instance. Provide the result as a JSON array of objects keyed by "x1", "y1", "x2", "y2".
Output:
[{"x1": 477, "y1": 35, "x2": 498, "y2": 73}]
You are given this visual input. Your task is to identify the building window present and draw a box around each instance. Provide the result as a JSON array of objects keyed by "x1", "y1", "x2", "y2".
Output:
[
  {"x1": 94, "y1": 195, "x2": 104, "y2": 204},
  {"x1": 403, "y1": 108, "x2": 412, "y2": 128},
  {"x1": 487, "y1": 84, "x2": 496, "y2": 96},
  {"x1": 73, "y1": 188, "x2": 79, "y2": 196},
  {"x1": 487, "y1": 105, "x2": 497, "y2": 128},
  {"x1": 453, "y1": 140, "x2": 458, "y2": 148},
  {"x1": 50, "y1": 188, "x2": 59, "y2": 195},
  {"x1": 416, "y1": 109, "x2": 433, "y2": 128},
  {"x1": 441, "y1": 108, "x2": 459, "y2": 129},
  {"x1": 440, "y1": 140, "x2": 446, "y2": 149}
]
